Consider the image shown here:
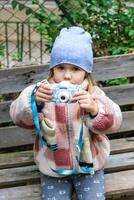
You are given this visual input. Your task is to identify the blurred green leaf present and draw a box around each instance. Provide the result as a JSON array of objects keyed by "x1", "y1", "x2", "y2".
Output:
[
  {"x1": 18, "y1": 3, "x2": 25, "y2": 11},
  {"x1": 11, "y1": 0, "x2": 134, "y2": 56},
  {"x1": 12, "y1": 0, "x2": 18, "y2": 9},
  {"x1": 26, "y1": 8, "x2": 33, "y2": 15},
  {"x1": 105, "y1": 78, "x2": 129, "y2": 86}
]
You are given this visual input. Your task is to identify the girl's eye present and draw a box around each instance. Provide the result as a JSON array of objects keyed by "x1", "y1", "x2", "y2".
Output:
[
  {"x1": 73, "y1": 67, "x2": 80, "y2": 71},
  {"x1": 58, "y1": 66, "x2": 64, "y2": 70}
]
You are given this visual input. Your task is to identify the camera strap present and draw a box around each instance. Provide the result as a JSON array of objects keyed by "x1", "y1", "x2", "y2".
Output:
[
  {"x1": 50, "y1": 112, "x2": 94, "y2": 175},
  {"x1": 31, "y1": 80, "x2": 57, "y2": 150},
  {"x1": 76, "y1": 112, "x2": 94, "y2": 174},
  {"x1": 31, "y1": 81, "x2": 94, "y2": 175}
]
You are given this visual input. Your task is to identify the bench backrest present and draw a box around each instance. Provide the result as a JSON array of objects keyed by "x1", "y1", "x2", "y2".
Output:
[{"x1": 0, "y1": 53, "x2": 134, "y2": 150}]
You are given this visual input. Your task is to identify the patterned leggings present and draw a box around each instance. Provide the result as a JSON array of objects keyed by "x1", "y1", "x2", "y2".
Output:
[{"x1": 40, "y1": 169, "x2": 105, "y2": 200}]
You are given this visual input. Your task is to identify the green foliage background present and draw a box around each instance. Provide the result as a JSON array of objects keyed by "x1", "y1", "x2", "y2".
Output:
[{"x1": 11, "y1": 0, "x2": 134, "y2": 57}]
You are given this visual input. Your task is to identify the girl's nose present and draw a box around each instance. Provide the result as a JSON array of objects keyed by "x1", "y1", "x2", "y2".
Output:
[{"x1": 64, "y1": 71, "x2": 71, "y2": 80}]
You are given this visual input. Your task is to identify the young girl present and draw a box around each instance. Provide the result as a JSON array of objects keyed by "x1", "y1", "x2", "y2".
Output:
[{"x1": 10, "y1": 26, "x2": 122, "y2": 200}]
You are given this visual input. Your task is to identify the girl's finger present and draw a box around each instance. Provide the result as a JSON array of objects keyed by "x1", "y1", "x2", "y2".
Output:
[
  {"x1": 73, "y1": 90, "x2": 87, "y2": 97},
  {"x1": 35, "y1": 96, "x2": 51, "y2": 103},
  {"x1": 35, "y1": 92, "x2": 52, "y2": 101},
  {"x1": 72, "y1": 94, "x2": 91, "y2": 101},
  {"x1": 38, "y1": 86, "x2": 52, "y2": 95},
  {"x1": 41, "y1": 83, "x2": 52, "y2": 90},
  {"x1": 78, "y1": 99, "x2": 89, "y2": 104}
]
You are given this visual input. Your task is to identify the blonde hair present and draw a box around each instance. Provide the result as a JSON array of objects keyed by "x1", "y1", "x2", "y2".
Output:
[
  {"x1": 47, "y1": 70, "x2": 54, "y2": 81},
  {"x1": 47, "y1": 69, "x2": 96, "y2": 92},
  {"x1": 85, "y1": 73, "x2": 97, "y2": 91}
]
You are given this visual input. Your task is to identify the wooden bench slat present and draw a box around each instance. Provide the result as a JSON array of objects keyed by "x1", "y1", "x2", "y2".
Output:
[
  {"x1": 109, "y1": 111, "x2": 134, "y2": 134},
  {"x1": 0, "y1": 54, "x2": 133, "y2": 95},
  {"x1": 0, "y1": 184, "x2": 40, "y2": 200},
  {"x1": 110, "y1": 137, "x2": 134, "y2": 154},
  {"x1": 93, "y1": 53, "x2": 134, "y2": 81},
  {"x1": 117, "y1": 111, "x2": 134, "y2": 133},
  {"x1": 105, "y1": 170, "x2": 134, "y2": 199},
  {"x1": 0, "y1": 169, "x2": 134, "y2": 199},
  {"x1": 0, "y1": 150, "x2": 134, "y2": 173},
  {"x1": 0, "y1": 101, "x2": 11, "y2": 123},
  {"x1": 1, "y1": 83, "x2": 134, "y2": 123},
  {"x1": 0, "y1": 151, "x2": 33, "y2": 169},
  {"x1": 103, "y1": 83, "x2": 134, "y2": 106},
  {"x1": 0, "y1": 166, "x2": 39, "y2": 188},
  {"x1": 0, "y1": 66, "x2": 47, "y2": 95},
  {"x1": 0, "y1": 148, "x2": 134, "y2": 185},
  {"x1": 0, "y1": 126, "x2": 35, "y2": 149},
  {"x1": 0, "y1": 183, "x2": 134, "y2": 200},
  {"x1": 0, "y1": 111, "x2": 134, "y2": 149},
  {"x1": 105, "y1": 152, "x2": 134, "y2": 173},
  {"x1": 0, "y1": 137, "x2": 133, "y2": 169}
]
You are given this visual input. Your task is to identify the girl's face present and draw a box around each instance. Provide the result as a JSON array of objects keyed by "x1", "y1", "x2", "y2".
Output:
[{"x1": 53, "y1": 64, "x2": 86, "y2": 85}]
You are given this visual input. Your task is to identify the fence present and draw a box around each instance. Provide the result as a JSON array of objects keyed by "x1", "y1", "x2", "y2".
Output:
[
  {"x1": 0, "y1": 0, "x2": 133, "y2": 68},
  {"x1": 0, "y1": 0, "x2": 58, "y2": 68}
]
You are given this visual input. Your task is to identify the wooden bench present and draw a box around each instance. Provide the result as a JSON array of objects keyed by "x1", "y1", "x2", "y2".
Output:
[{"x1": 0, "y1": 53, "x2": 134, "y2": 200}]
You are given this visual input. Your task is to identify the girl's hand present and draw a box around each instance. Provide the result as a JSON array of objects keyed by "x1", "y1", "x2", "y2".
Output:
[
  {"x1": 72, "y1": 90, "x2": 98, "y2": 116},
  {"x1": 35, "y1": 83, "x2": 52, "y2": 104}
]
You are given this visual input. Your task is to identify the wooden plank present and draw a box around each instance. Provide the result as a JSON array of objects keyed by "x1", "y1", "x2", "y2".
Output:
[
  {"x1": 0, "y1": 101, "x2": 12, "y2": 123},
  {"x1": 0, "y1": 53, "x2": 133, "y2": 94},
  {"x1": 1, "y1": 83, "x2": 134, "y2": 124},
  {"x1": 0, "y1": 184, "x2": 134, "y2": 200},
  {"x1": 0, "y1": 165, "x2": 39, "y2": 188},
  {"x1": 107, "y1": 111, "x2": 134, "y2": 134},
  {"x1": 0, "y1": 184, "x2": 41, "y2": 200},
  {"x1": 0, "y1": 65, "x2": 48, "y2": 95},
  {"x1": 116, "y1": 111, "x2": 134, "y2": 133},
  {"x1": 93, "y1": 53, "x2": 134, "y2": 81},
  {"x1": 0, "y1": 151, "x2": 34, "y2": 169},
  {"x1": 110, "y1": 137, "x2": 134, "y2": 154},
  {"x1": 0, "y1": 150, "x2": 134, "y2": 173},
  {"x1": 0, "y1": 169, "x2": 134, "y2": 199},
  {"x1": 105, "y1": 152, "x2": 134, "y2": 173},
  {"x1": 108, "y1": 197, "x2": 134, "y2": 200},
  {"x1": 105, "y1": 170, "x2": 134, "y2": 199},
  {"x1": 0, "y1": 111, "x2": 134, "y2": 149},
  {"x1": 103, "y1": 83, "x2": 134, "y2": 106},
  {"x1": 0, "y1": 126, "x2": 35, "y2": 149},
  {"x1": 0, "y1": 137, "x2": 134, "y2": 168}
]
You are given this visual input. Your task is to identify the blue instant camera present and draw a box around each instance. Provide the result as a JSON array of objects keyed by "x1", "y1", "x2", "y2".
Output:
[{"x1": 51, "y1": 81, "x2": 80, "y2": 103}]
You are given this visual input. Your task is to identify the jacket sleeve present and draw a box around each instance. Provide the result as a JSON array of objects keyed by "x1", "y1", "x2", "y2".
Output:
[
  {"x1": 85, "y1": 86, "x2": 122, "y2": 134},
  {"x1": 9, "y1": 85, "x2": 43, "y2": 129}
]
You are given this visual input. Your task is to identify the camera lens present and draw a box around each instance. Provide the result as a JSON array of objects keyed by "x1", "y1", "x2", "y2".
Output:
[
  {"x1": 61, "y1": 96, "x2": 66, "y2": 101},
  {"x1": 58, "y1": 91, "x2": 70, "y2": 103}
]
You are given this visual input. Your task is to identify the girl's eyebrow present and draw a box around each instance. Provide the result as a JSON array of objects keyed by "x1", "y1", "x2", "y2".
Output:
[
  {"x1": 57, "y1": 65, "x2": 63, "y2": 68},
  {"x1": 59, "y1": 64, "x2": 64, "y2": 67}
]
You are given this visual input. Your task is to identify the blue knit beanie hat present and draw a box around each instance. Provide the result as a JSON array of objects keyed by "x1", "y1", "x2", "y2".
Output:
[{"x1": 49, "y1": 26, "x2": 93, "y2": 73}]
